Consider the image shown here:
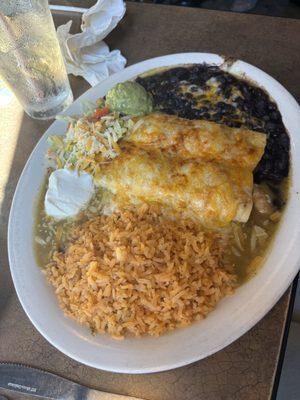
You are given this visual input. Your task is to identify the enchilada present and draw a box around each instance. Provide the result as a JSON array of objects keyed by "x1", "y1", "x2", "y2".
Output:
[
  {"x1": 97, "y1": 114, "x2": 266, "y2": 228},
  {"x1": 126, "y1": 113, "x2": 266, "y2": 170}
]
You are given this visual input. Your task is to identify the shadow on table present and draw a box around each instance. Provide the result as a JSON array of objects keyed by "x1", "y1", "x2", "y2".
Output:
[
  {"x1": 0, "y1": 107, "x2": 48, "y2": 319},
  {"x1": 0, "y1": 9, "x2": 86, "y2": 321},
  {"x1": 0, "y1": 72, "x2": 89, "y2": 320}
]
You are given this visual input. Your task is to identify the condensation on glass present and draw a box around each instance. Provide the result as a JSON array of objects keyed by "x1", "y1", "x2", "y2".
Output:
[{"x1": 0, "y1": 0, "x2": 73, "y2": 119}]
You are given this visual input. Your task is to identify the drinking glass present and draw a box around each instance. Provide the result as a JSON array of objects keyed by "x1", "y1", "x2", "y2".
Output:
[{"x1": 0, "y1": 0, "x2": 73, "y2": 119}]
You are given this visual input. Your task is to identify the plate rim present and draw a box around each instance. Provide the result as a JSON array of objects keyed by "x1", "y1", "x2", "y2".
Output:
[{"x1": 8, "y1": 52, "x2": 300, "y2": 373}]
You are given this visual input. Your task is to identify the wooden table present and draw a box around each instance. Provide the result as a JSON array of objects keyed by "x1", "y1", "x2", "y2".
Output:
[{"x1": 0, "y1": 3, "x2": 300, "y2": 399}]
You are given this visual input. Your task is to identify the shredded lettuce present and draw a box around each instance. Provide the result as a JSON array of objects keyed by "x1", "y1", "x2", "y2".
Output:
[{"x1": 47, "y1": 99, "x2": 135, "y2": 179}]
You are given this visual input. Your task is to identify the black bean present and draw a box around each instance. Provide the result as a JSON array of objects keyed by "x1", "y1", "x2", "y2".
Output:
[
  {"x1": 217, "y1": 75, "x2": 226, "y2": 84},
  {"x1": 212, "y1": 112, "x2": 223, "y2": 121},
  {"x1": 136, "y1": 64, "x2": 289, "y2": 183},
  {"x1": 268, "y1": 103, "x2": 277, "y2": 112},
  {"x1": 265, "y1": 121, "x2": 277, "y2": 131},
  {"x1": 196, "y1": 106, "x2": 209, "y2": 113},
  {"x1": 190, "y1": 86, "x2": 199, "y2": 93},
  {"x1": 169, "y1": 76, "x2": 179, "y2": 84},
  {"x1": 241, "y1": 102, "x2": 250, "y2": 112},
  {"x1": 185, "y1": 92, "x2": 193, "y2": 99},
  {"x1": 270, "y1": 110, "x2": 281, "y2": 121},
  {"x1": 235, "y1": 96, "x2": 245, "y2": 106},
  {"x1": 224, "y1": 120, "x2": 241, "y2": 128},
  {"x1": 222, "y1": 86, "x2": 232, "y2": 99}
]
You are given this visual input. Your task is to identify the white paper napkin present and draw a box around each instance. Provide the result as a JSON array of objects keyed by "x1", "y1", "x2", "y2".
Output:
[{"x1": 56, "y1": 0, "x2": 127, "y2": 87}]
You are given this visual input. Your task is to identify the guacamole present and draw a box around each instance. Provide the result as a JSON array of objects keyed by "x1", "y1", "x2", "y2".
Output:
[{"x1": 105, "y1": 81, "x2": 153, "y2": 116}]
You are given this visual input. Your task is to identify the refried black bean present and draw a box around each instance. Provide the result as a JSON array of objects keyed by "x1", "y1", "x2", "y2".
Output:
[{"x1": 136, "y1": 64, "x2": 290, "y2": 184}]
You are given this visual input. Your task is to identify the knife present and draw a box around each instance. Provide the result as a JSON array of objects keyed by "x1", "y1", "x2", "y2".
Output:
[{"x1": 0, "y1": 363, "x2": 144, "y2": 400}]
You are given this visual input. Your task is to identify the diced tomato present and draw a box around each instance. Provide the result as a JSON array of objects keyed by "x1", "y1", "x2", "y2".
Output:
[{"x1": 93, "y1": 107, "x2": 110, "y2": 119}]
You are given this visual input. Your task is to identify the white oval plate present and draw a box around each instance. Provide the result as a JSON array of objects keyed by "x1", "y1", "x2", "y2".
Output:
[{"x1": 8, "y1": 53, "x2": 300, "y2": 373}]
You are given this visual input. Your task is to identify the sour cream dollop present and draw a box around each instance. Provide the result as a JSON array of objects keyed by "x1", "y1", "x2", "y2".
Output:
[{"x1": 44, "y1": 169, "x2": 94, "y2": 220}]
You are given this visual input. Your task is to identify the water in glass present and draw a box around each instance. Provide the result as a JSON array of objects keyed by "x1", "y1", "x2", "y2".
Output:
[{"x1": 0, "y1": 0, "x2": 73, "y2": 119}]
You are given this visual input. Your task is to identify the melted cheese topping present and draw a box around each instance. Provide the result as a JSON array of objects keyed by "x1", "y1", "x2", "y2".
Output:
[
  {"x1": 127, "y1": 113, "x2": 266, "y2": 170},
  {"x1": 97, "y1": 145, "x2": 254, "y2": 228},
  {"x1": 94, "y1": 113, "x2": 266, "y2": 228}
]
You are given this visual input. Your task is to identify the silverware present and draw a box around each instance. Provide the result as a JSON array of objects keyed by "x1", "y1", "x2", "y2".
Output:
[{"x1": 0, "y1": 363, "x2": 143, "y2": 400}]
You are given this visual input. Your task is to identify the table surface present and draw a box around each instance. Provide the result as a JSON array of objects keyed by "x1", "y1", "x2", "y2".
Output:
[{"x1": 0, "y1": 3, "x2": 300, "y2": 400}]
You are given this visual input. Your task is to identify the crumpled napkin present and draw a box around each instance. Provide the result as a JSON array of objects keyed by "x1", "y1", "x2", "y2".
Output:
[{"x1": 57, "y1": 0, "x2": 127, "y2": 86}]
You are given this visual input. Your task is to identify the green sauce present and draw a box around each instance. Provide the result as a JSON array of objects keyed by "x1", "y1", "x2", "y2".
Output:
[{"x1": 105, "y1": 81, "x2": 153, "y2": 116}]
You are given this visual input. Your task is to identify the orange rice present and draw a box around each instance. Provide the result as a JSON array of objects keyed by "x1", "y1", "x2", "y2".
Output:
[{"x1": 45, "y1": 204, "x2": 236, "y2": 338}]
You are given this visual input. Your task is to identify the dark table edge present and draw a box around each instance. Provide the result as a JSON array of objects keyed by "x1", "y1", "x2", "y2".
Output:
[
  {"x1": 126, "y1": 1, "x2": 300, "y2": 21},
  {"x1": 271, "y1": 274, "x2": 299, "y2": 399},
  {"x1": 50, "y1": 2, "x2": 300, "y2": 23}
]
